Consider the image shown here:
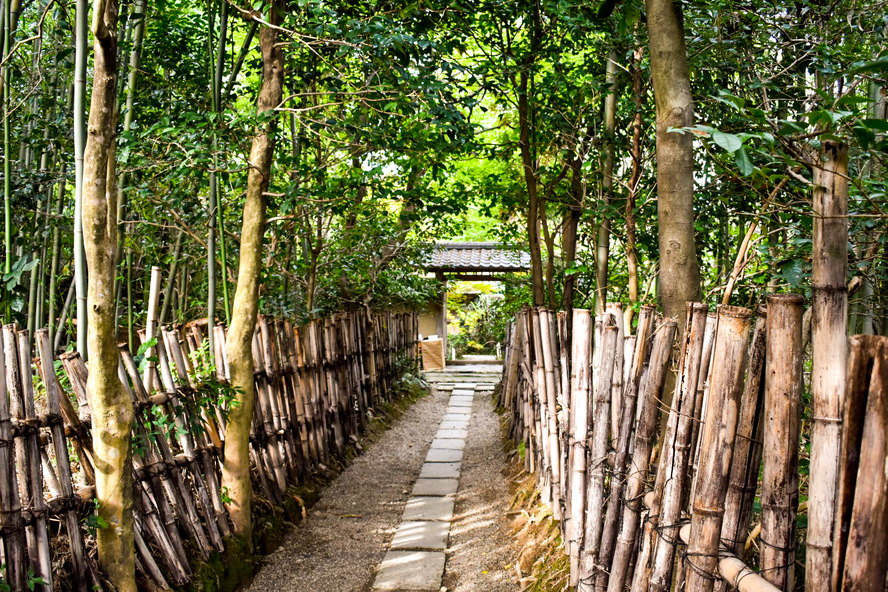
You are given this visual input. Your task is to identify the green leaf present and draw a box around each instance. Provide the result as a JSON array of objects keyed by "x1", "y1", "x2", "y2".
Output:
[
  {"x1": 711, "y1": 130, "x2": 743, "y2": 153},
  {"x1": 735, "y1": 146, "x2": 754, "y2": 176}
]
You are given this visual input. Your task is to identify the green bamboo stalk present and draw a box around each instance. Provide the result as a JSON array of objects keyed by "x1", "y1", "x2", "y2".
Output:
[
  {"x1": 158, "y1": 231, "x2": 184, "y2": 327},
  {"x1": 73, "y1": 0, "x2": 89, "y2": 358},
  {"x1": 3, "y1": 0, "x2": 12, "y2": 322},
  {"x1": 47, "y1": 167, "x2": 65, "y2": 337}
]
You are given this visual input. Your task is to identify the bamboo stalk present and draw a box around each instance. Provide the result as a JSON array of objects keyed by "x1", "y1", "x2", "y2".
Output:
[
  {"x1": 143, "y1": 266, "x2": 162, "y2": 393},
  {"x1": 832, "y1": 335, "x2": 888, "y2": 592},
  {"x1": 760, "y1": 294, "x2": 804, "y2": 590},
  {"x1": 539, "y1": 308, "x2": 562, "y2": 520},
  {"x1": 718, "y1": 305, "x2": 767, "y2": 577},
  {"x1": 595, "y1": 305, "x2": 655, "y2": 592},
  {"x1": 648, "y1": 303, "x2": 710, "y2": 592},
  {"x1": 807, "y1": 141, "x2": 849, "y2": 592},
  {"x1": 606, "y1": 302, "x2": 625, "y2": 445},
  {"x1": 608, "y1": 319, "x2": 677, "y2": 592},
  {"x1": 577, "y1": 317, "x2": 618, "y2": 591},
  {"x1": 685, "y1": 305, "x2": 752, "y2": 592},
  {"x1": 568, "y1": 308, "x2": 592, "y2": 584},
  {"x1": 0, "y1": 327, "x2": 28, "y2": 589},
  {"x1": 12, "y1": 329, "x2": 53, "y2": 591}
]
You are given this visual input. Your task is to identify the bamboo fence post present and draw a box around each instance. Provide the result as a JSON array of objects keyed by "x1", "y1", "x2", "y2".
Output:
[
  {"x1": 33, "y1": 322, "x2": 90, "y2": 589},
  {"x1": 606, "y1": 302, "x2": 625, "y2": 444},
  {"x1": 539, "y1": 308, "x2": 562, "y2": 520},
  {"x1": 807, "y1": 140, "x2": 849, "y2": 592},
  {"x1": 595, "y1": 306, "x2": 655, "y2": 592},
  {"x1": 143, "y1": 266, "x2": 162, "y2": 393},
  {"x1": 577, "y1": 317, "x2": 618, "y2": 592},
  {"x1": 608, "y1": 319, "x2": 677, "y2": 592},
  {"x1": 12, "y1": 329, "x2": 53, "y2": 591},
  {"x1": 568, "y1": 308, "x2": 592, "y2": 584},
  {"x1": 685, "y1": 305, "x2": 752, "y2": 592},
  {"x1": 688, "y1": 311, "x2": 718, "y2": 499},
  {"x1": 832, "y1": 335, "x2": 888, "y2": 592},
  {"x1": 648, "y1": 303, "x2": 709, "y2": 592},
  {"x1": 632, "y1": 303, "x2": 707, "y2": 592},
  {"x1": 717, "y1": 304, "x2": 767, "y2": 577},
  {"x1": 530, "y1": 309, "x2": 551, "y2": 503},
  {"x1": 760, "y1": 294, "x2": 804, "y2": 590},
  {"x1": 0, "y1": 327, "x2": 28, "y2": 590}
]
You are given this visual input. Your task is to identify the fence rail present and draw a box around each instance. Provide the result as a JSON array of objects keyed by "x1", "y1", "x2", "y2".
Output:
[
  {"x1": 499, "y1": 300, "x2": 887, "y2": 592},
  {"x1": 0, "y1": 310, "x2": 418, "y2": 591}
]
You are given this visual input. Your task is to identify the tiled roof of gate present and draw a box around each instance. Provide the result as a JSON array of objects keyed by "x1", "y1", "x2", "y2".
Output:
[{"x1": 426, "y1": 242, "x2": 531, "y2": 272}]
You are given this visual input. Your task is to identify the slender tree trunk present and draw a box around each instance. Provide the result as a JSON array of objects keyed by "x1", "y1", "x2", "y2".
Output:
[
  {"x1": 222, "y1": 2, "x2": 284, "y2": 542},
  {"x1": 562, "y1": 154, "x2": 582, "y2": 311},
  {"x1": 518, "y1": 69, "x2": 545, "y2": 306},
  {"x1": 82, "y1": 1, "x2": 133, "y2": 589},
  {"x1": 625, "y1": 45, "x2": 644, "y2": 328},
  {"x1": 806, "y1": 141, "x2": 849, "y2": 592},
  {"x1": 596, "y1": 50, "x2": 618, "y2": 314},
  {"x1": 645, "y1": 0, "x2": 701, "y2": 323}
]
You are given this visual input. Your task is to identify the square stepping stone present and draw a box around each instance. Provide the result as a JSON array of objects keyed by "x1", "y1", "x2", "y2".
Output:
[
  {"x1": 419, "y1": 462, "x2": 461, "y2": 479},
  {"x1": 446, "y1": 407, "x2": 472, "y2": 415},
  {"x1": 439, "y1": 420, "x2": 469, "y2": 430},
  {"x1": 431, "y1": 438, "x2": 466, "y2": 450},
  {"x1": 452, "y1": 389, "x2": 475, "y2": 396},
  {"x1": 449, "y1": 399, "x2": 473, "y2": 408},
  {"x1": 373, "y1": 549, "x2": 446, "y2": 590},
  {"x1": 390, "y1": 520, "x2": 450, "y2": 550},
  {"x1": 455, "y1": 383, "x2": 477, "y2": 388},
  {"x1": 443, "y1": 413, "x2": 470, "y2": 422},
  {"x1": 450, "y1": 395, "x2": 473, "y2": 403},
  {"x1": 412, "y1": 478, "x2": 459, "y2": 496},
  {"x1": 436, "y1": 428, "x2": 468, "y2": 440},
  {"x1": 402, "y1": 496, "x2": 455, "y2": 521},
  {"x1": 426, "y1": 448, "x2": 463, "y2": 463}
]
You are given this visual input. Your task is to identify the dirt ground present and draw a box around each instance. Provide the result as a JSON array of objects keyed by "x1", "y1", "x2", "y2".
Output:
[{"x1": 245, "y1": 384, "x2": 519, "y2": 592}]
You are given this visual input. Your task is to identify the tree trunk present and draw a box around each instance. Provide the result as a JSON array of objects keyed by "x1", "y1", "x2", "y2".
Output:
[
  {"x1": 596, "y1": 50, "x2": 618, "y2": 314},
  {"x1": 221, "y1": 1, "x2": 284, "y2": 542},
  {"x1": 645, "y1": 0, "x2": 701, "y2": 323},
  {"x1": 625, "y1": 45, "x2": 644, "y2": 329},
  {"x1": 806, "y1": 141, "x2": 849, "y2": 592},
  {"x1": 518, "y1": 69, "x2": 545, "y2": 306},
  {"x1": 82, "y1": 1, "x2": 133, "y2": 589}
]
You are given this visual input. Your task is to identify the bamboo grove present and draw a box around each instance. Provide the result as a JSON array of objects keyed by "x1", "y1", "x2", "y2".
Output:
[{"x1": 0, "y1": 0, "x2": 887, "y2": 590}]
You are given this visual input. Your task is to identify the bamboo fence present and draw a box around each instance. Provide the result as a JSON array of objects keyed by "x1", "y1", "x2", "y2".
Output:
[
  {"x1": 0, "y1": 310, "x2": 418, "y2": 591},
  {"x1": 499, "y1": 300, "x2": 888, "y2": 592}
]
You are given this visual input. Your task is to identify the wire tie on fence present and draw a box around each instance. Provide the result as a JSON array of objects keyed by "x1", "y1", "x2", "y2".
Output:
[{"x1": 681, "y1": 550, "x2": 721, "y2": 582}]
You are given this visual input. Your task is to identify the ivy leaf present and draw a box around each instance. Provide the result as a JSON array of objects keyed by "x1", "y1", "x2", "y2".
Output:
[{"x1": 735, "y1": 146, "x2": 754, "y2": 176}]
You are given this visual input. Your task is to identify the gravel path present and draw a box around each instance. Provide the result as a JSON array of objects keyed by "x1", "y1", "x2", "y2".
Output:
[
  {"x1": 246, "y1": 380, "x2": 518, "y2": 592},
  {"x1": 443, "y1": 390, "x2": 516, "y2": 592}
]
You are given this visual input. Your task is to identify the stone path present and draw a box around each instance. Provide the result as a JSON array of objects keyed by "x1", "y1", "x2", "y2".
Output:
[{"x1": 371, "y1": 384, "x2": 479, "y2": 592}]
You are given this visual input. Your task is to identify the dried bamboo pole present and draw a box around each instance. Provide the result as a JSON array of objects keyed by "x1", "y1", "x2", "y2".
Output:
[
  {"x1": 647, "y1": 303, "x2": 709, "y2": 592},
  {"x1": 688, "y1": 311, "x2": 718, "y2": 499},
  {"x1": 539, "y1": 308, "x2": 562, "y2": 520},
  {"x1": 807, "y1": 141, "x2": 849, "y2": 592},
  {"x1": 0, "y1": 327, "x2": 28, "y2": 590},
  {"x1": 568, "y1": 308, "x2": 593, "y2": 584},
  {"x1": 606, "y1": 302, "x2": 625, "y2": 444},
  {"x1": 717, "y1": 305, "x2": 767, "y2": 581},
  {"x1": 608, "y1": 319, "x2": 677, "y2": 592},
  {"x1": 760, "y1": 294, "x2": 804, "y2": 590},
  {"x1": 118, "y1": 345, "x2": 212, "y2": 558},
  {"x1": 143, "y1": 266, "x2": 162, "y2": 393},
  {"x1": 12, "y1": 329, "x2": 54, "y2": 591},
  {"x1": 595, "y1": 305, "x2": 655, "y2": 592},
  {"x1": 685, "y1": 305, "x2": 752, "y2": 592},
  {"x1": 577, "y1": 317, "x2": 618, "y2": 592},
  {"x1": 530, "y1": 309, "x2": 552, "y2": 503},
  {"x1": 832, "y1": 335, "x2": 888, "y2": 592}
]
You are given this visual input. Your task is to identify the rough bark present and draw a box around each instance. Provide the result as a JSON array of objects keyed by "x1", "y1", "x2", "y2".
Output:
[
  {"x1": 222, "y1": 1, "x2": 285, "y2": 542},
  {"x1": 645, "y1": 0, "x2": 701, "y2": 323},
  {"x1": 82, "y1": 0, "x2": 134, "y2": 589}
]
